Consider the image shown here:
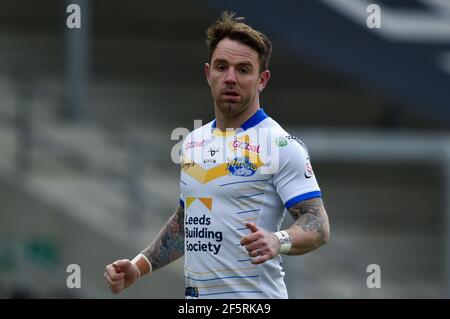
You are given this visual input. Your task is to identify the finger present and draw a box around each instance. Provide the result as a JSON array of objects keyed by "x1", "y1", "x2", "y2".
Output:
[
  {"x1": 244, "y1": 241, "x2": 262, "y2": 252},
  {"x1": 105, "y1": 264, "x2": 118, "y2": 277},
  {"x1": 113, "y1": 259, "x2": 130, "y2": 270},
  {"x1": 248, "y1": 249, "x2": 262, "y2": 258},
  {"x1": 106, "y1": 264, "x2": 126, "y2": 281},
  {"x1": 111, "y1": 284, "x2": 124, "y2": 294},
  {"x1": 112, "y1": 272, "x2": 126, "y2": 281},
  {"x1": 104, "y1": 272, "x2": 124, "y2": 286},
  {"x1": 240, "y1": 223, "x2": 260, "y2": 245},
  {"x1": 251, "y1": 254, "x2": 271, "y2": 265},
  {"x1": 106, "y1": 267, "x2": 126, "y2": 281},
  {"x1": 240, "y1": 232, "x2": 261, "y2": 246},
  {"x1": 104, "y1": 272, "x2": 122, "y2": 287},
  {"x1": 245, "y1": 222, "x2": 258, "y2": 233}
]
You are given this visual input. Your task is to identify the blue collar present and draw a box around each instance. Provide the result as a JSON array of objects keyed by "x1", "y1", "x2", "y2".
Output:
[{"x1": 211, "y1": 108, "x2": 269, "y2": 132}]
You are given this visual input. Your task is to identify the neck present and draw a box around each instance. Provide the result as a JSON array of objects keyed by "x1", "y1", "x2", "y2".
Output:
[{"x1": 214, "y1": 103, "x2": 260, "y2": 131}]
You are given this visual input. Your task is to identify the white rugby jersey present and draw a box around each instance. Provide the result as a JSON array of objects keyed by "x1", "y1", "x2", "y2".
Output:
[{"x1": 179, "y1": 109, "x2": 321, "y2": 299}]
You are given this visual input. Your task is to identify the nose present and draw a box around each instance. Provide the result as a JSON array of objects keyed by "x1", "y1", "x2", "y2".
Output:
[{"x1": 224, "y1": 67, "x2": 237, "y2": 85}]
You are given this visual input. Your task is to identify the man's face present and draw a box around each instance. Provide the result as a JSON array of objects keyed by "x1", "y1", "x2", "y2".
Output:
[{"x1": 205, "y1": 38, "x2": 270, "y2": 116}]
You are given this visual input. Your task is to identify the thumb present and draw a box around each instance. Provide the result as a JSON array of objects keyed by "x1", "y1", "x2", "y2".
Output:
[
  {"x1": 113, "y1": 259, "x2": 131, "y2": 271},
  {"x1": 245, "y1": 222, "x2": 258, "y2": 233}
]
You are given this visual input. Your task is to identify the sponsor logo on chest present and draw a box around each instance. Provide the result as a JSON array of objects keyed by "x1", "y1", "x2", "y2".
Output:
[
  {"x1": 185, "y1": 140, "x2": 205, "y2": 150},
  {"x1": 231, "y1": 140, "x2": 260, "y2": 153}
]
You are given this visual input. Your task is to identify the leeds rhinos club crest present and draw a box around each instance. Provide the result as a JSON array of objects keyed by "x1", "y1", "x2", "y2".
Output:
[{"x1": 227, "y1": 156, "x2": 257, "y2": 177}]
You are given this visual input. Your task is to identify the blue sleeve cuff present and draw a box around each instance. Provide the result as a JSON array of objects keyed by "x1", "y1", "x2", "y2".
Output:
[{"x1": 284, "y1": 191, "x2": 322, "y2": 209}]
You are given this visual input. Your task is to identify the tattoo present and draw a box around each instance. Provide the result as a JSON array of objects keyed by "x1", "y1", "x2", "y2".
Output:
[
  {"x1": 288, "y1": 197, "x2": 329, "y2": 245},
  {"x1": 142, "y1": 205, "x2": 185, "y2": 271}
]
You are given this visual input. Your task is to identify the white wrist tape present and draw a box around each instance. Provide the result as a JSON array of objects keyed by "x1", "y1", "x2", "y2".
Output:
[
  {"x1": 273, "y1": 231, "x2": 292, "y2": 254},
  {"x1": 131, "y1": 253, "x2": 152, "y2": 277}
]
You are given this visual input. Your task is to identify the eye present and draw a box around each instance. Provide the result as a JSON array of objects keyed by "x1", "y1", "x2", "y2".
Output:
[
  {"x1": 239, "y1": 67, "x2": 249, "y2": 74},
  {"x1": 216, "y1": 64, "x2": 226, "y2": 71}
]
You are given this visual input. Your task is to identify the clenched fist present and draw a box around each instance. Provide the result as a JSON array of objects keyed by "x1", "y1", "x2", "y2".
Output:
[{"x1": 104, "y1": 259, "x2": 139, "y2": 294}]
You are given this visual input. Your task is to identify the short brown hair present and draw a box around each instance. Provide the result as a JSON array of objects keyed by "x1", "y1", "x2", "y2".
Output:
[{"x1": 206, "y1": 11, "x2": 272, "y2": 72}]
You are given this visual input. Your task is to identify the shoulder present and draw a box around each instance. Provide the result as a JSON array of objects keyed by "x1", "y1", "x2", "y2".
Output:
[
  {"x1": 181, "y1": 120, "x2": 214, "y2": 150},
  {"x1": 262, "y1": 118, "x2": 309, "y2": 155}
]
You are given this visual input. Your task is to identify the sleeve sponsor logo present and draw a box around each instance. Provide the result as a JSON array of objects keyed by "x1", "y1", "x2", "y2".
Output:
[
  {"x1": 286, "y1": 135, "x2": 308, "y2": 150},
  {"x1": 304, "y1": 157, "x2": 314, "y2": 178},
  {"x1": 275, "y1": 136, "x2": 288, "y2": 147}
]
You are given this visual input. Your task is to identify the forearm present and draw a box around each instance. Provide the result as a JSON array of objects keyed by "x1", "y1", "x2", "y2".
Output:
[
  {"x1": 141, "y1": 205, "x2": 185, "y2": 272},
  {"x1": 285, "y1": 197, "x2": 330, "y2": 255}
]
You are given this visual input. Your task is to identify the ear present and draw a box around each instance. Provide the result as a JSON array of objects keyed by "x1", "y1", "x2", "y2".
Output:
[
  {"x1": 257, "y1": 69, "x2": 271, "y2": 93},
  {"x1": 205, "y1": 63, "x2": 211, "y2": 86}
]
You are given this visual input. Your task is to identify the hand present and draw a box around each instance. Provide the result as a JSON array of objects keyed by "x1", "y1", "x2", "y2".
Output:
[
  {"x1": 104, "y1": 259, "x2": 139, "y2": 294},
  {"x1": 240, "y1": 223, "x2": 281, "y2": 265}
]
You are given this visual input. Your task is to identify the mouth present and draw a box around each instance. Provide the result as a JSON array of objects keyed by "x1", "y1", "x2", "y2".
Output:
[{"x1": 222, "y1": 90, "x2": 241, "y2": 101}]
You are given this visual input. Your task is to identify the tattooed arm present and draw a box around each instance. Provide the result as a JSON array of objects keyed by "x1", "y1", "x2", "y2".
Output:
[
  {"x1": 285, "y1": 197, "x2": 330, "y2": 255},
  {"x1": 104, "y1": 205, "x2": 185, "y2": 294},
  {"x1": 141, "y1": 204, "x2": 185, "y2": 271}
]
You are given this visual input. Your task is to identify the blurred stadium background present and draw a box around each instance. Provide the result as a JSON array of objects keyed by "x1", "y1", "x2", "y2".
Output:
[{"x1": 0, "y1": 0, "x2": 449, "y2": 298}]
